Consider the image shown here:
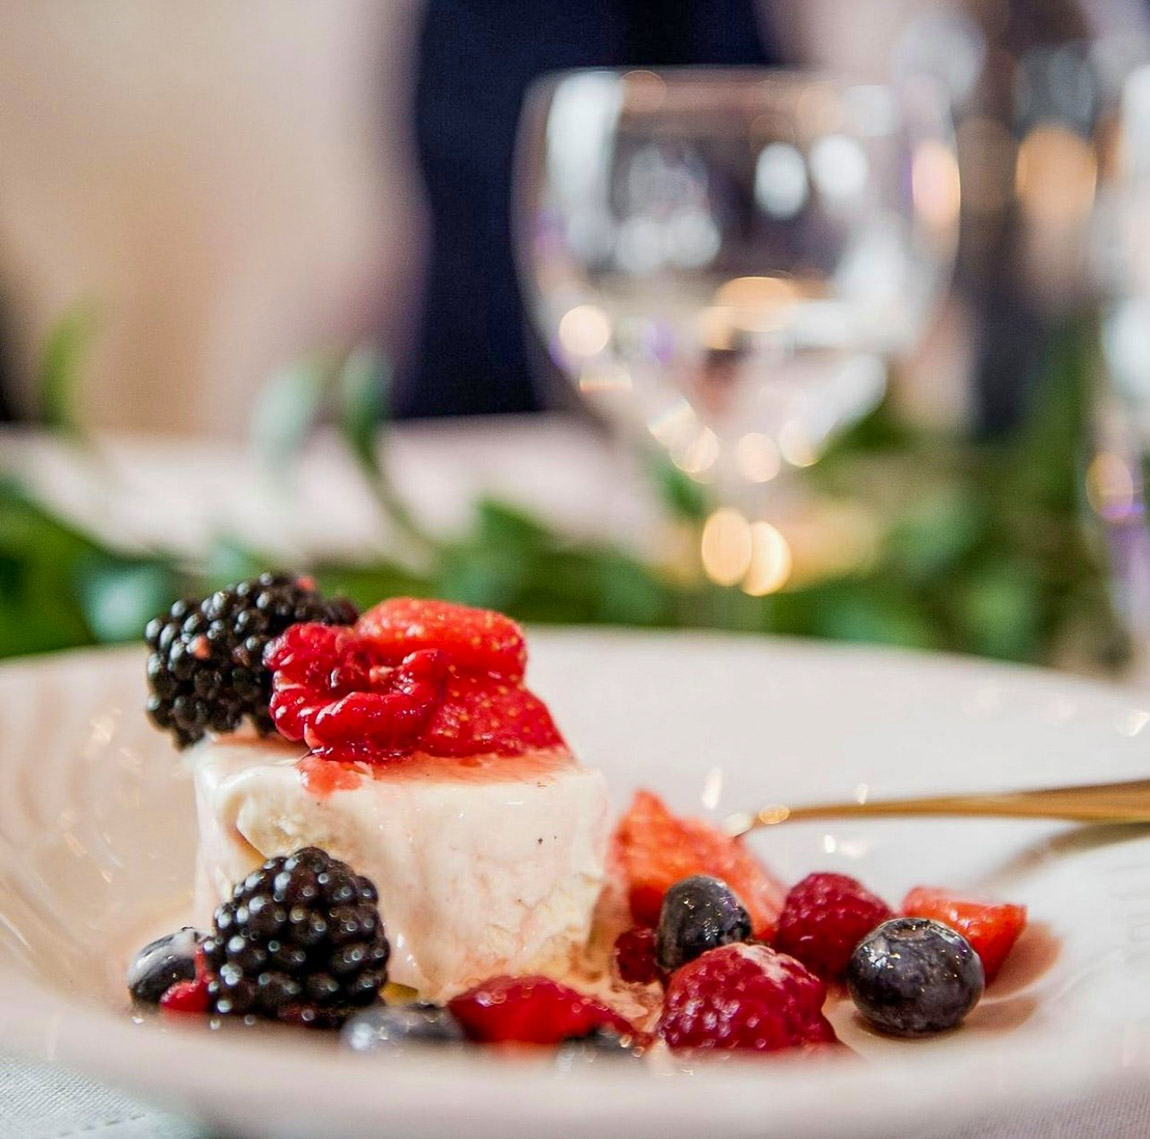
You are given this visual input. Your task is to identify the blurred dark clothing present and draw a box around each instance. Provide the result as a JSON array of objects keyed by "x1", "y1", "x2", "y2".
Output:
[{"x1": 398, "y1": 0, "x2": 776, "y2": 419}]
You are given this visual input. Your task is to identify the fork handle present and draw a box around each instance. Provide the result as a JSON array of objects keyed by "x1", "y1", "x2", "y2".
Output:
[{"x1": 727, "y1": 778, "x2": 1150, "y2": 836}]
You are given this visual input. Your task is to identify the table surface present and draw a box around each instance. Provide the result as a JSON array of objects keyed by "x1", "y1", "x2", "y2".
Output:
[
  {"x1": 0, "y1": 415, "x2": 654, "y2": 563},
  {"x1": 2, "y1": 417, "x2": 1148, "y2": 1139}
]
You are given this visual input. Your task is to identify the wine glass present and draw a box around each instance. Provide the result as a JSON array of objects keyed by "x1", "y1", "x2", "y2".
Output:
[
  {"x1": 516, "y1": 68, "x2": 958, "y2": 590},
  {"x1": 1097, "y1": 63, "x2": 1150, "y2": 675}
]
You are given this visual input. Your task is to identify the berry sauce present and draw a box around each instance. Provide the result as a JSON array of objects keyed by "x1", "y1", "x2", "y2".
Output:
[
  {"x1": 296, "y1": 747, "x2": 575, "y2": 799},
  {"x1": 297, "y1": 755, "x2": 364, "y2": 796}
]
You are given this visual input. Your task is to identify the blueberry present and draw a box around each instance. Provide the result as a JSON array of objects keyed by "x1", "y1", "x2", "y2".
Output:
[
  {"x1": 556, "y1": 1025, "x2": 643, "y2": 1067},
  {"x1": 341, "y1": 1002, "x2": 465, "y2": 1052},
  {"x1": 656, "y1": 875, "x2": 751, "y2": 972},
  {"x1": 847, "y1": 917, "x2": 984, "y2": 1037},
  {"x1": 126, "y1": 927, "x2": 202, "y2": 1004}
]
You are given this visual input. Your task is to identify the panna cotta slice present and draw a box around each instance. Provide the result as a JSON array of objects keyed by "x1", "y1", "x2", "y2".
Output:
[
  {"x1": 179, "y1": 595, "x2": 613, "y2": 1001},
  {"x1": 193, "y1": 741, "x2": 609, "y2": 1001}
]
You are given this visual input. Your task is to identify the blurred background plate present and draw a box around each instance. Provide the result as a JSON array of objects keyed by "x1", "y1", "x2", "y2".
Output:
[{"x1": 1, "y1": 631, "x2": 1150, "y2": 1139}]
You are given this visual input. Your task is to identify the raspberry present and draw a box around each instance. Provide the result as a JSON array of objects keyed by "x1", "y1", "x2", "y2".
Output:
[
  {"x1": 159, "y1": 975, "x2": 211, "y2": 1014},
  {"x1": 612, "y1": 791, "x2": 786, "y2": 940},
  {"x1": 775, "y1": 873, "x2": 892, "y2": 980},
  {"x1": 357, "y1": 597, "x2": 526, "y2": 681},
  {"x1": 158, "y1": 945, "x2": 211, "y2": 1014},
  {"x1": 657, "y1": 943, "x2": 837, "y2": 1053},
  {"x1": 447, "y1": 976, "x2": 640, "y2": 1046},
  {"x1": 901, "y1": 887, "x2": 1027, "y2": 982},
  {"x1": 268, "y1": 621, "x2": 564, "y2": 762},
  {"x1": 269, "y1": 623, "x2": 451, "y2": 760},
  {"x1": 613, "y1": 928, "x2": 662, "y2": 985}
]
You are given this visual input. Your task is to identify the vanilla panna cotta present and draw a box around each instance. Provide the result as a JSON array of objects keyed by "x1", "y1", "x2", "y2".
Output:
[
  {"x1": 184, "y1": 595, "x2": 611, "y2": 1002},
  {"x1": 192, "y1": 738, "x2": 609, "y2": 1001}
]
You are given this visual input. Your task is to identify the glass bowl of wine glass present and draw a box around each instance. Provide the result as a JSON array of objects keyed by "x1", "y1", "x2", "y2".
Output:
[{"x1": 515, "y1": 67, "x2": 958, "y2": 572}]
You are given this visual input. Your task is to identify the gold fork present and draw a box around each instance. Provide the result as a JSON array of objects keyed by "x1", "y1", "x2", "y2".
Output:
[{"x1": 724, "y1": 778, "x2": 1150, "y2": 837}]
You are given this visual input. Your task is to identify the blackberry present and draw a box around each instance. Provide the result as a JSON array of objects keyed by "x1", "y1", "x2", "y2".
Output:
[
  {"x1": 145, "y1": 572, "x2": 357, "y2": 748},
  {"x1": 202, "y1": 847, "x2": 389, "y2": 1028}
]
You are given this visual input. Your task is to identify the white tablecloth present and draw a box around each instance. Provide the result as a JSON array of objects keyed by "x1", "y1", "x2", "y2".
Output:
[
  {"x1": 5, "y1": 1051, "x2": 1150, "y2": 1139},
  {"x1": 2, "y1": 417, "x2": 1147, "y2": 1138}
]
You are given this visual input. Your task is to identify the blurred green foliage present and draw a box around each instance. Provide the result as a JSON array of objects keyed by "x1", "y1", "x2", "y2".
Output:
[{"x1": 0, "y1": 316, "x2": 1127, "y2": 670}]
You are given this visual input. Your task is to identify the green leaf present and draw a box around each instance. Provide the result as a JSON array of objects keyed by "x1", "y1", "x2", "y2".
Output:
[
  {"x1": 594, "y1": 554, "x2": 673, "y2": 625},
  {"x1": 473, "y1": 498, "x2": 554, "y2": 550},
  {"x1": 36, "y1": 301, "x2": 99, "y2": 434},
  {"x1": 885, "y1": 488, "x2": 985, "y2": 582},
  {"x1": 0, "y1": 308, "x2": 1125, "y2": 674},
  {"x1": 312, "y1": 563, "x2": 433, "y2": 610},
  {"x1": 649, "y1": 456, "x2": 710, "y2": 522},
  {"x1": 0, "y1": 478, "x2": 104, "y2": 655},
  {"x1": 334, "y1": 344, "x2": 440, "y2": 560},
  {"x1": 337, "y1": 345, "x2": 391, "y2": 482},
  {"x1": 949, "y1": 562, "x2": 1042, "y2": 662},
  {"x1": 0, "y1": 476, "x2": 104, "y2": 561},
  {"x1": 813, "y1": 588, "x2": 941, "y2": 650},
  {"x1": 200, "y1": 539, "x2": 272, "y2": 591},
  {"x1": 251, "y1": 353, "x2": 334, "y2": 476},
  {"x1": 437, "y1": 543, "x2": 527, "y2": 610},
  {"x1": 77, "y1": 561, "x2": 176, "y2": 643}
]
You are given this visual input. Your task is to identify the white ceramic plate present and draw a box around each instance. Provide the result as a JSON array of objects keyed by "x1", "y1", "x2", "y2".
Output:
[{"x1": 2, "y1": 631, "x2": 1150, "y2": 1139}]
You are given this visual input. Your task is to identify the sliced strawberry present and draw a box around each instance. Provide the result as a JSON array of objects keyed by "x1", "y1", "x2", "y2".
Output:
[
  {"x1": 612, "y1": 790, "x2": 786, "y2": 941},
  {"x1": 901, "y1": 886, "x2": 1027, "y2": 982},
  {"x1": 419, "y1": 674, "x2": 565, "y2": 757},
  {"x1": 447, "y1": 975, "x2": 640, "y2": 1045},
  {"x1": 357, "y1": 597, "x2": 526, "y2": 681}
]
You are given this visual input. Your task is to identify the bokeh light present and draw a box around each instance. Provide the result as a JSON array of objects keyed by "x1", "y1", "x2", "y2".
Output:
[
  {"x1": 577, "y1": 362, "x2": 632, "y2": 395},
  {"x1": 734, "y1": 432, "x2": 781, "y2": 483},
  {"x1": 1086, "y1": 452, "x2": 1136, "y2": 519},
  {"x1": 701, "y1": 508, "x2": 753, "y2": 586},
  {"x1": 912, "y1": 140, "x2": 962, "y2": 232},
  {"x1": 809, "y1": 135, "x2": 869, "y2": 204},
  {"x1": 1015, "y1": 125, "x2": 1097, "y2": 226},
  {"x1": 675, "y1": 427, "x2": 720, "y2": 478},
  {"x1": 778, "y1": 420, "x2": 819, "y2": 467},
  {"x1": 742, "y1": 521, "x2": 793, "y2": 595},
  {"x1": 755, "y1": 142, "x2": 809, "y2": 219},
  {"x1": 557, "y1": 304, "x2": 611, "y2": 357}
]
